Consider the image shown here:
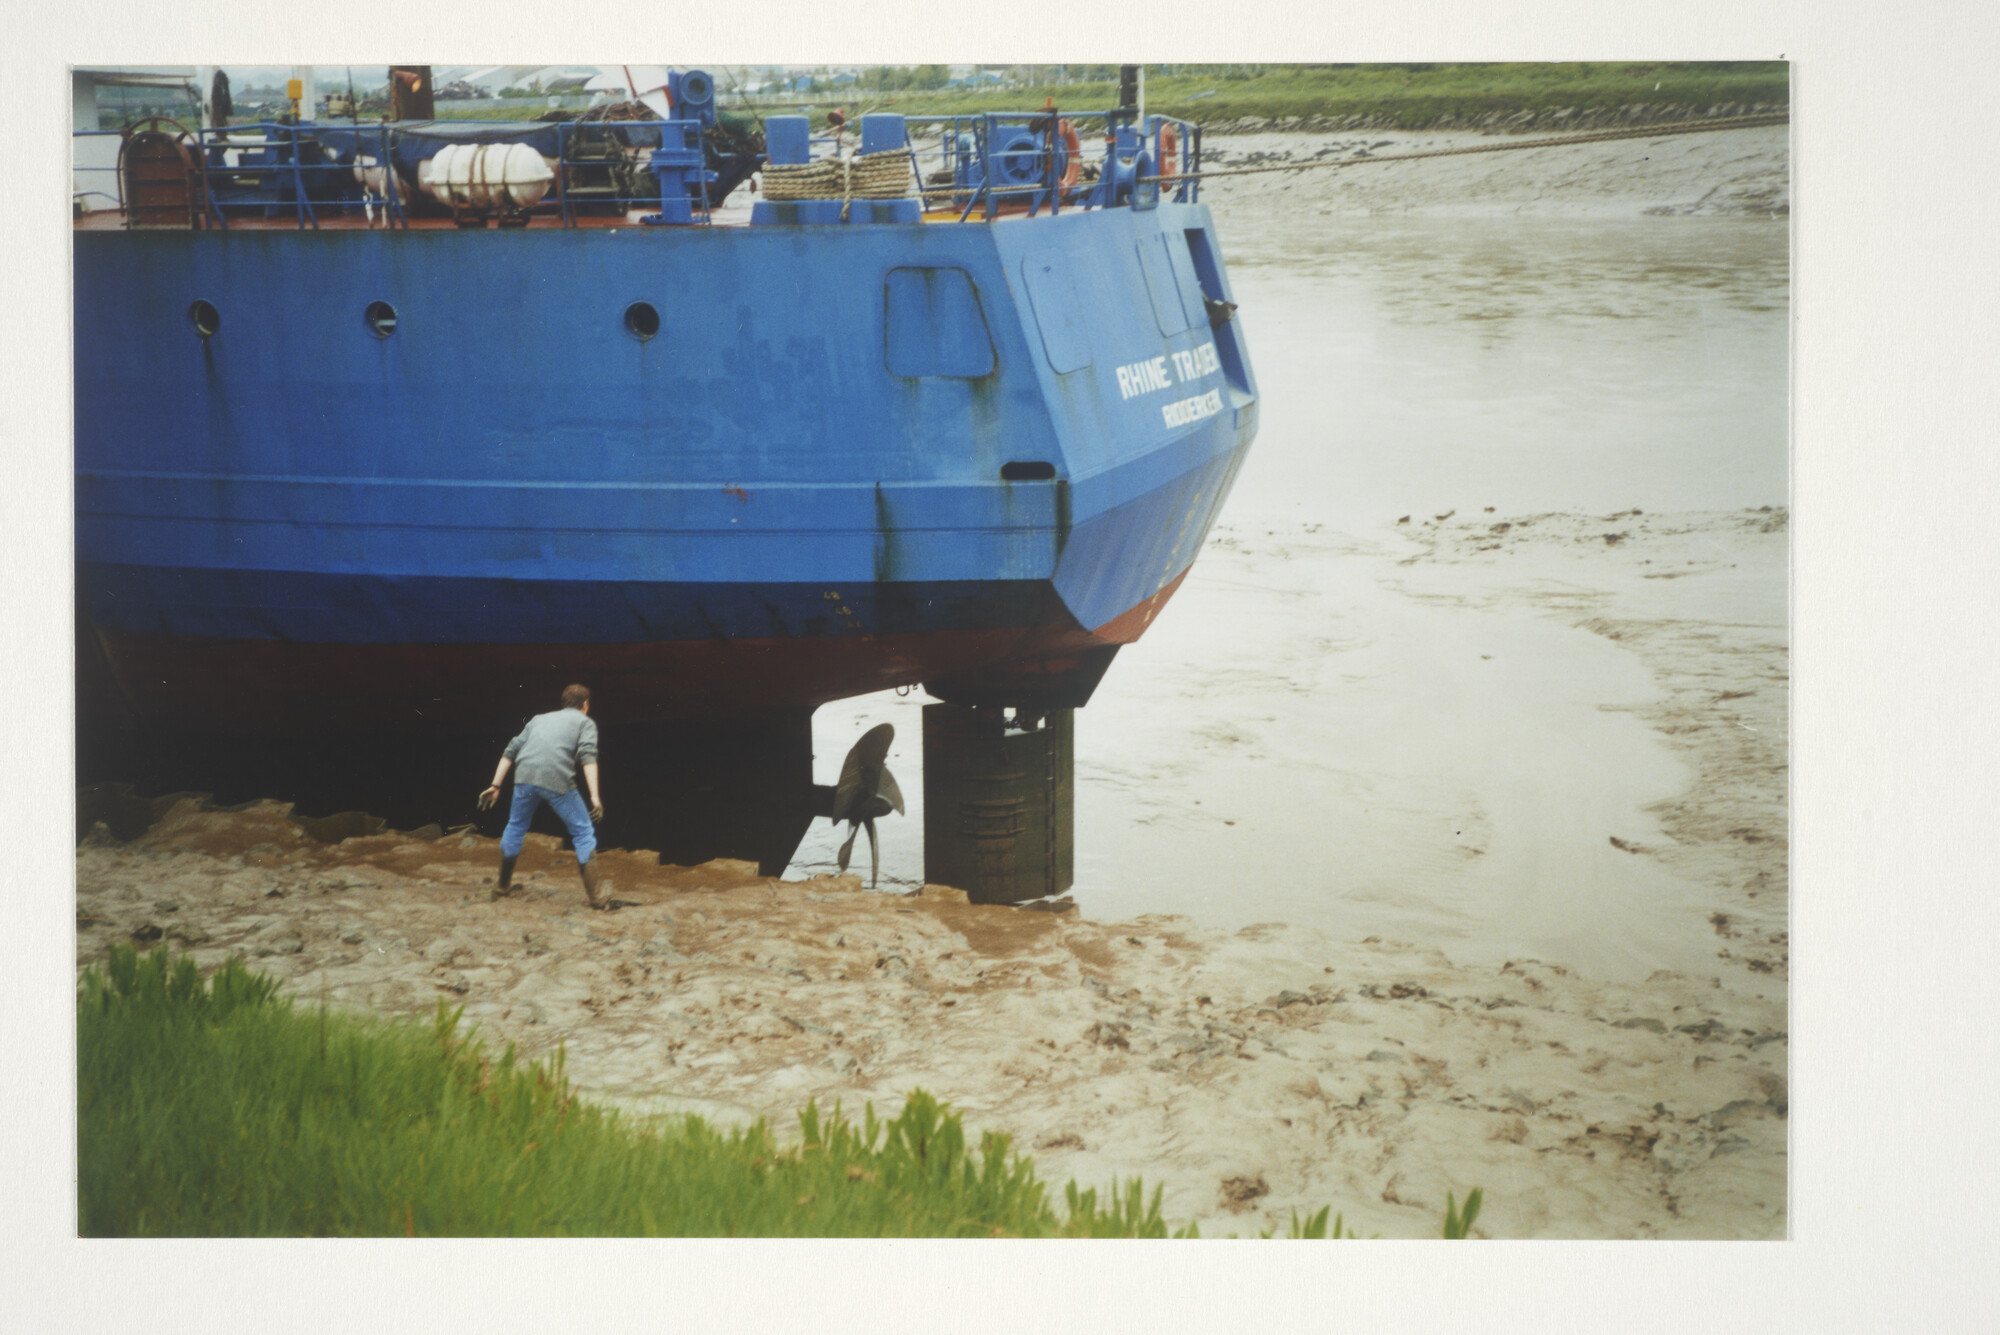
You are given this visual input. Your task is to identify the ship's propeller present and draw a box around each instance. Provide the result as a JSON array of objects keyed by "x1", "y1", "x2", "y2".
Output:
[{"x1": 828, "y1": 723, "x2": 904, "y2": 887}]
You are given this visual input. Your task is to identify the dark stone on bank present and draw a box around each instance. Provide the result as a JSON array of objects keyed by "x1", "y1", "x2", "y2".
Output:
[{"x1": 1220, "y1": 1174, "x2": 1270, "y2": 1208}]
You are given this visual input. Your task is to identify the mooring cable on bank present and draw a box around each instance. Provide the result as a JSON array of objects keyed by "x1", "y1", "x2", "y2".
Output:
[{"x1": 1140, "y1": 112, "x2": 1789, "y2": 184}]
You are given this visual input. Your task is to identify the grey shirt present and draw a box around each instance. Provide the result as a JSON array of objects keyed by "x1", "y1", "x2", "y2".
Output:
[{"x1": 503, "y1": 708, "x2": 599, "y2": 794}]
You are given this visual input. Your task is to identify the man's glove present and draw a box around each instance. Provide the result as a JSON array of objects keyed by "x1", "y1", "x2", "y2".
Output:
[
  {"x1": 589, "y1": 803, "x2": 604, "y2": 823},
  {"x1": 477, "y1": 786, "x2": 499, "y2": 811}
]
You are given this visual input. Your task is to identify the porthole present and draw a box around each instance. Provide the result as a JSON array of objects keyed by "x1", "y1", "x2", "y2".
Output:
[
  {"x1": 364, "y1": 301, "x2": 399, "y2": 339},
  {"x1": 188, "y1": 300, "x2": 220, "y2": 337},
  {"x1": 624, "y1": 301, "x2": 661, "y2": 341}
]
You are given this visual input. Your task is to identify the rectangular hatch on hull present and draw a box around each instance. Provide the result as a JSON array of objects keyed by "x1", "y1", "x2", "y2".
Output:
[
  {"x1": 1136, "y1": 231, "x2": 1206, "y2": 337},
  {"x1": 1019, "y1": 250, "x2": 1093, "y2": 374}
]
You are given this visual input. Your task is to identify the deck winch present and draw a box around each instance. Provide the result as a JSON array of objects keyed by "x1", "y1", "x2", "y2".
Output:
[
  {"x1": 641, "y1": 68, "x2": 722, "y2": 226},
  {"x1": 954, "y1": 125, "x2": 1044, "y2": 193},
  {"x1": 1093, "y1": 123, "x2": 1148, "y2": 208}
]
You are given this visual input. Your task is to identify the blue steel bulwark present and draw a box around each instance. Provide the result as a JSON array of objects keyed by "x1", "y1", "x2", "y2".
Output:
[{"x1": 74, "y1": 203, "x2": 1256, "y2": 735}]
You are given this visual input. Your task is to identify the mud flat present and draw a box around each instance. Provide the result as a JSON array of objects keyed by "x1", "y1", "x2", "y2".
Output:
[
  {"x1": 1063, "y1": 510, "x2": 1788, "y2": 1036},
  {"x1": 1198, "y1": 122, "x2": 1790, "y2": 222},
  {"x1": 1387, "y1": 508, "x2": 1790, "y2": 989}
]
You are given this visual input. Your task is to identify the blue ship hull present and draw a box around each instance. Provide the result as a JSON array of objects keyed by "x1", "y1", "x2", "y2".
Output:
[{"x1": 76, "y1": 202, "x2": 1257, "y2": 738}]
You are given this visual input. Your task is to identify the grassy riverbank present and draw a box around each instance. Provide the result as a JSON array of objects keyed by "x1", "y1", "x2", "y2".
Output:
[
  {"x1": 78, "y1": 946, "x2": 1472, "y2": 1238},
  {"x1": 429, "y1": 62, "x2": 1787, "y2": 132},
  {"x1": 843, "y1": 63, "x2": 1788, "y2": 129}
]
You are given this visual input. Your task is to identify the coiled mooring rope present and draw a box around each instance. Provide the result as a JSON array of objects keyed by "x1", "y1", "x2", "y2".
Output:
[
  {"x1": 848, "y1": 149, "x2": 914, "y2": 199},
  {"x1": 759, "y1": 149, "x2": 912, "y2": 204},
  {"x1": 759, "y1": 158, "x2": 846, "y2": 201}
]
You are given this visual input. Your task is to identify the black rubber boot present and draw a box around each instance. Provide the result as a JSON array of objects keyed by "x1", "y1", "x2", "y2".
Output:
[
  {"x1": 497, "y1": 853, "x2": 518, "y2": 892},
  {"x1": 579, "y1": 858, "x2": 606, "y2": 909}
]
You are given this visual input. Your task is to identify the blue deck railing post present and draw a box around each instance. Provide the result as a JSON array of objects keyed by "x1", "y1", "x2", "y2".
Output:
[
  {"x1": 954, "y1": 115, "x2": 988, "y2": 223},
  {"x1": 984, "y1": 114, "x2": 999, "y2": 221},
  {"x1": 1186, "y1": 120, "x2": 1200, "y2": 204},
  {"x1": 1026, "y1": 114, "x2": 1046, "y2": 219},
  {"x1": 698, "y1": 122, "x2": 714, "y2": 224},
  {"x1": 381, "y1": 124, "x2": 407, "y2": 228},
  {"x1": 904, "y1": 127, "x2": 925, "y2": 211},
  {"x1": 556, "y1": 123, "x2": 573, "y2": 228},
  {"x1": 284, "y1": 125, "x2": 319, "y2": 230},
  {"x1": 193, "y1": 126, "x2": 229, "y2": 230},
  {"x1": 1047, "y1": 106, "x2": 1060, "y2": 218}
]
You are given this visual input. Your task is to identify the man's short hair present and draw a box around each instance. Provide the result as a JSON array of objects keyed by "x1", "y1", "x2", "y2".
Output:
[{"x1": 561, "y1": 683, "x2": 591, "y2": 710}]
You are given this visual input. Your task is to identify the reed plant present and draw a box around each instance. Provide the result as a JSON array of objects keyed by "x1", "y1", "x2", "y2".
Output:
[{"x1": 78, "y1": 946, "x2": 1480, "y2": 1238}]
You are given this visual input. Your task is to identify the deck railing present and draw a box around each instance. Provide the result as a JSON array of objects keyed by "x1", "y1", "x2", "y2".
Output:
[
  {"x1": 73, "y1": 108, "x2": 1201, "y2": 229},
  {"x1": 889, "y1": 109, "x2": 1200, "y2": 219}
]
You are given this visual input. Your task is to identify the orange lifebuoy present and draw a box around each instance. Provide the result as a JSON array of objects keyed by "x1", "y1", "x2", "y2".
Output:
[
  {"x1": 1057, "y1": 118, "x2": 1082, "y2": 190},
  {"x1": 1156, "y1": 123, "x2": 1180, "y2": 182}
]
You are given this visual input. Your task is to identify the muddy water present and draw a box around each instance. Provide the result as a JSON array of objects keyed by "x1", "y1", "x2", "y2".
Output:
[
  {"x1": 792, "y1": 156, "x2": 1788, "y2": 986},
  {"x1": 1170, "y1": 123, "x2": 1790, "y2": 527},
  {"x1": 1222, "y1": 217, "x2": 1789, "y2": 525}
]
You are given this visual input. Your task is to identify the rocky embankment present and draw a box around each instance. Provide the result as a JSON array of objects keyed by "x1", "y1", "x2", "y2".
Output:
[{"x1": 75, "y1": 780, "x2": 1785, "y2": 1239}]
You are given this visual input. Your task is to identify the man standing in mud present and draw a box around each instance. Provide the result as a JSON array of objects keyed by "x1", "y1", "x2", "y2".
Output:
[{"x1": 478, "y1": 684, "x2": 608, "y2": 908}]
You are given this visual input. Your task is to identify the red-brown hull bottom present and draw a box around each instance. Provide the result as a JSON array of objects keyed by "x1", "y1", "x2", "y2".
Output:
[{"x1": 81, "y1": 570, "x2": 1191, "y2": 739}]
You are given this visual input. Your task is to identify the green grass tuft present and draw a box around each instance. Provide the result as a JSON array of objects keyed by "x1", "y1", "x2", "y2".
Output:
[
  {"x1": 1268, "y1": 1204, "x2": 1360, "y2": 1239},
  {"x1": 1443, "y1": 1188, "x2": 1485, "y2": 1239}
]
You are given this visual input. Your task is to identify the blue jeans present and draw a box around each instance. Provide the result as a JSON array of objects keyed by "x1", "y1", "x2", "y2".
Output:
[{"x1": 500, "y1": 783, "x2": 596, "y2": 864}]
